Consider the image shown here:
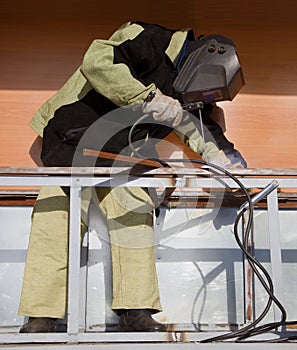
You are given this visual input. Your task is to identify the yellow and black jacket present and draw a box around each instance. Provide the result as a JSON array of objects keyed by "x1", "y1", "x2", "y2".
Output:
[{"x1": 33, "y1": 21, "x2": 233, "y2": 166}]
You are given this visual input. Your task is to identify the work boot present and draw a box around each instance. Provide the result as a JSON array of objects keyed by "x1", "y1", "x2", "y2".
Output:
[
  {"x1": 19, "y1": 317, "x2": 57, "y2": 333},
  {"x1": 118, "y1": 309, "x2": 167, "y2": 332}
]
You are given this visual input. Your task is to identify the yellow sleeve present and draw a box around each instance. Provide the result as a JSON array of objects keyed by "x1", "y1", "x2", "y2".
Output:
[{"x1": 81, "y1": 22, "x2": 156, "y2": 106}]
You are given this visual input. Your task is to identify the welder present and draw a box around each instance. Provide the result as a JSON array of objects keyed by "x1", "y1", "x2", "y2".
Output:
[{"x1": 18, "y1": 21, "x2": 246, "y2": 333}]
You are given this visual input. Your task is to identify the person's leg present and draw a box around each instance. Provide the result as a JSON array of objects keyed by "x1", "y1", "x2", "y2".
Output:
[
  {"x1": 95, "y1": 186, "x2": 166, "y2": 331},
  {"x1": 18, "y1": 186, "x2": 90, "y2": 332},
  {"x1": 19, "y1": 184, "x2": 164, "y2": 332}
]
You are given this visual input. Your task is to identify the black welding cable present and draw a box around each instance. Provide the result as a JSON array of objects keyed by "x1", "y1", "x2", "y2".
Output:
[
  {"x1": 203, "y1": 167, "x2": 297, "y2": 342},
  {"x1": 150, "y1": 159, "x2": 291, "y2": 343},
  {"x1": 199, "y1": 194, "x2": 289, "y2": 342},
  {"x1": 179, "y1": 161, "x2": 281, "y2": 342},
  {"x1": 187, "y1": 169, "x2": 296, "y2": 343},
  {"x1": 168, "y1": 161, "x2": 289, "y2": 343},
  {"x1": 200, "y1": 210, "x2": 275, "y2": 342},
  {"x1": 232, "y1": 211, "x2": 287, "y2": 342}
]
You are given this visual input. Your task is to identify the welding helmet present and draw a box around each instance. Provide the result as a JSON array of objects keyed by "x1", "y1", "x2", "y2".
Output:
[{"x1": 173, "y1": 34, "x2": 245, "y2": 105}]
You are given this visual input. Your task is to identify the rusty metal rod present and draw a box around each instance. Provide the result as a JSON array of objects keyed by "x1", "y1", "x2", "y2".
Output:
[{"x1": 83, "y1": 149, "x2": 165, "y2": 168}]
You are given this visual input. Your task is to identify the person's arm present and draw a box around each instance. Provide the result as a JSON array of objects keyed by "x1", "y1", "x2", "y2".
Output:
[
  {"x1": 201, "y1": 104, "x2": 234, "y2": 151},
  {"x1": 81, "y1": 22, "x2": 156, "y2": 106},
  {"x1": 200, "y1": 104, "x2": 247, "y2": 168}
]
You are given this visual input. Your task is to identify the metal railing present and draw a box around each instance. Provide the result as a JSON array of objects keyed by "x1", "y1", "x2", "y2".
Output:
[{"x1": 0, "y1": 166, "x2": 297, "y2": 345}]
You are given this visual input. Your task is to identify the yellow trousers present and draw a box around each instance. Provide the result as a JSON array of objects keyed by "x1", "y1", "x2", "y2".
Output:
[{"x1": 18, "y1": 186, "x2": 161, "y2": 318}]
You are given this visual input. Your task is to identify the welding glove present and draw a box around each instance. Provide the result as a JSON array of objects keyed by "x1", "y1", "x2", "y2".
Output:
[
  {"x1": 142, "y1": 88, "x2": 184, "y2": 127},
  {"x1": 224, "y1": 149, "x2": 247, "y2": 168}
]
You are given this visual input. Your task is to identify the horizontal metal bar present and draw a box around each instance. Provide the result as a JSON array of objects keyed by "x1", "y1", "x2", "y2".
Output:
[
  {"x1": 1, "y1": 166, "x2": 297, "y2": 176},
  {"x1": 1, "y1": 330, "x2": 297, "y2": 347},
  {"x1": 0, "y1": 175, "x2": 297, "y2": 188},
  {"x1": 185, "y1": 177, "x2": 297, "y2": 189},
  {"x1": 2, "y1": 343, "x2": 297, "y2": 350}
]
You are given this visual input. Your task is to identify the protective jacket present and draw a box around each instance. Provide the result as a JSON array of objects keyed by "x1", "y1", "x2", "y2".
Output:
[{"x1": 31, "y1": 21, "x2": 233, "y2": 166}]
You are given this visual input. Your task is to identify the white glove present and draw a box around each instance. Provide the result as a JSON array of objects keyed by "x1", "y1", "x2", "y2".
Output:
[{"x1": 142, "y1": 89, "x2": 183, "y2": 127}]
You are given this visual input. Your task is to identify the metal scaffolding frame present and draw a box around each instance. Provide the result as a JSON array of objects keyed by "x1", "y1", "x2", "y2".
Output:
[{"x1": 0, "y1": 166, "x2": 297, "y2": 346}]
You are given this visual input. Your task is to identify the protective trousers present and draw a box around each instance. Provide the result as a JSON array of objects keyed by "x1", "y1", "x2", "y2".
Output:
[{"x1": 18, "y1": 186, "x2": 161, "y2": 318}]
